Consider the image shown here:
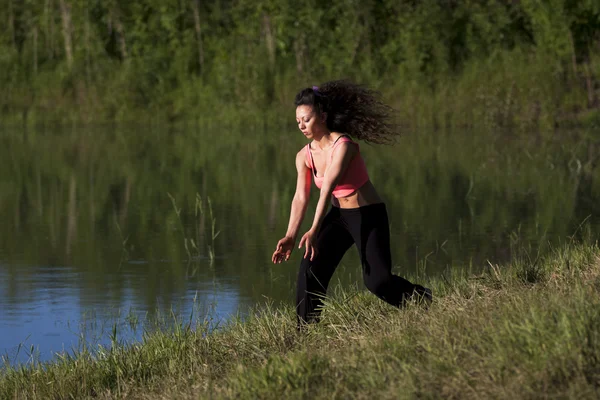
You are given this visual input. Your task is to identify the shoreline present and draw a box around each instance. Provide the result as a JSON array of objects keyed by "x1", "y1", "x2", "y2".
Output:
[{"x1": 2, "y1": 243, "x2": 599, "y2": 398}]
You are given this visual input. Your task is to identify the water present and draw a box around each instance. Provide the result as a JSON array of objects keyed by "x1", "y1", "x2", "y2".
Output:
[{"x1": 1, "y1": 125, "x2": 599, "y2": 364}]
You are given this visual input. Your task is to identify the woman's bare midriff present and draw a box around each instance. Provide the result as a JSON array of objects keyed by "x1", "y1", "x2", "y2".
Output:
[{"x1": 331, "y1": 180, "x2": 383, "y2": 209}]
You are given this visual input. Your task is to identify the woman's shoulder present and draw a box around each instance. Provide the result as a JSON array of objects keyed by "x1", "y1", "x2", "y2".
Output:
[
  {"x1": 333, "y1": 134, "x2": 358, "y2": 146},
  {"x1": 296, "y1": 144, "x2": 311, "y2": 168},
  {"x1": 332, "y1": 136, "x2": 359, "y2": 153},
  {"x1": 296, "y1": 143, "x2": 310, "y2": 157},
  {"x1": 327, "y1": 140, "x2": 358, "y2": 166}
]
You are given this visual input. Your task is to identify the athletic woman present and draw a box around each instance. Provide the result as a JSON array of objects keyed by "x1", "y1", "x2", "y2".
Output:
[{"x1": 271, "y1": 81, "x2": 432, "y2": 326}]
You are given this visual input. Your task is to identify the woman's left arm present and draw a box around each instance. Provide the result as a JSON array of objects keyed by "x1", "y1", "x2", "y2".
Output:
[{"x1": 298, "y1": 142, "x2": 357, "y2": 260}]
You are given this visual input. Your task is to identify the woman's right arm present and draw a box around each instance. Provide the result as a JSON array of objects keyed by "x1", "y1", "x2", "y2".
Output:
[
  {"x1": 284, "y1": 149, "x2": 312, "y2": 241},
  {"x1": 272, "y1": 149, "x2": 312, "y2": 263}
]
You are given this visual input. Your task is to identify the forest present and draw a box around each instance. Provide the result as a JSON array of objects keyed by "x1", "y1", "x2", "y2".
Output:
[{"x1": 1, "y1": 0, "x2": 599, "y2": 129}]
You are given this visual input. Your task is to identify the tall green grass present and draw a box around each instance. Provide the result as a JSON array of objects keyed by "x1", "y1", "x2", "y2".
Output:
[
  {"x1": 4, "y1": 48, "x2": 600, "y2": 132},
  {"x1": 1, "y1": 243, "x2": 599, "y2": 399},
  {"x1": 387, "y1": 49, "x2": 600, "y2": 134}
]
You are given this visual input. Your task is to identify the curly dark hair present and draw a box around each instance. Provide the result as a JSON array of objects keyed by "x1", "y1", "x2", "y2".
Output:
[{"x1": 294, "y1": 80, "x2": 399, "y2": 145}]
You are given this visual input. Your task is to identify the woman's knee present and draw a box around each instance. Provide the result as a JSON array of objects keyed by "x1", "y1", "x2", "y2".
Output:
[{"x1": 297, "y1": 258, "x2": 328, "y2": 291}]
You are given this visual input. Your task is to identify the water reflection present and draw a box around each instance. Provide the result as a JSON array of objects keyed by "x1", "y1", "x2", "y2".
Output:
[
  {"x1": 0, "y1": 261, "x2": 245, "y2": 365},
  {"x1": 1, "y1": 125, "x2": 600, "y2": 363}
]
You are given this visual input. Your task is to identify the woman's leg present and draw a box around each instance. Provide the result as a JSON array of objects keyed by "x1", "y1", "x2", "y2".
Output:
[
  {"x1": 296, "y1": 207, "x2": 354, "y2": 326},
  {"x1": 343, "y1": 204, "x2": 421, "y2": 307}
]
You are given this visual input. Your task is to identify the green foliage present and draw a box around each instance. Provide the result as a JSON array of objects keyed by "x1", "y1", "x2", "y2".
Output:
[{"x1": 0, "y1": 0, "x2": 599, "y2": 125}]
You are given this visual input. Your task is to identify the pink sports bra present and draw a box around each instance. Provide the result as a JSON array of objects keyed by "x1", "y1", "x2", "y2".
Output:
[{"x1": 305, "y1": 135, "x2": 370, "y2": 198}]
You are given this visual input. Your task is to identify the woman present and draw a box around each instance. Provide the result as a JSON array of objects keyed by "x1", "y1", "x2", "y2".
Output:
[{"x1": 272, "y1": 81, "x2": 432, "y2": 326}]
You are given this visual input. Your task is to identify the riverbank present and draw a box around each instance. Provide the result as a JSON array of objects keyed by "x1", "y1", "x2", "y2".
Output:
[{"x1": 1, "y1": 243, "x2": 599, "y2": 399}]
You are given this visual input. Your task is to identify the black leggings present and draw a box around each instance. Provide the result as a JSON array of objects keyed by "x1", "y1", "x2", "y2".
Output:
[{"x1": 296, "y1": 203, "x2": 417, "y2": 325}]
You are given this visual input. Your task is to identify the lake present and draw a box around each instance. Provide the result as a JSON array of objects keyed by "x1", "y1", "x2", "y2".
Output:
[{"x1": 1, "y1": 123, "x2": 599, "y2": 364}]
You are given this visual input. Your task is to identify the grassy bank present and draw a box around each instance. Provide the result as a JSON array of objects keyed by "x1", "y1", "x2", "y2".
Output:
[{"x1": 2, "y1": 243, "x2": 600, "y2": 399}]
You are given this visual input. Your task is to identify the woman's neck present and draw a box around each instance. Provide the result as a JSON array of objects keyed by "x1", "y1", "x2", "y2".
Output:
[{"x1": 314, "y1": 132, "x2": 344, "y2": 150}]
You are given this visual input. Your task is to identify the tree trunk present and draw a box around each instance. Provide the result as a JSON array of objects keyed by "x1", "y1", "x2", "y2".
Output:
[
  {"x1": 568, "y1": 31, "x2": 577, "y2": 75},
  {"x1": 262, "y1": 13, "x2": 276, "y2": 102},
  {"x1": 44, "y1": 0, "x2": 49, "y2": 50},
  {"x1": 112, "y1": 8, "x2": 128, "y2": 60},
  {"x1": 191, "y1": 0, "x2": 204, "y2": 73},
  {"x1": 584, "y1": 62, "x2": 597, "y2": 108},
  {"x1": 262, "y1": 13, "x2": 275, "y2": 69},
  {"x1": 33, "y1": 26, "x2": 38, "y2": 76},
  {"x1": 59, "y1": 0, "x2": 73, "y2": 69},
  {"x1": 45, "y1": 0, "x2": 55, "y2": 59},
  {"x1": 85, "y1": 2, "x2": 90, "y2": 82},
  {"x1": 8, "y1": 0, "x2": 16, "y2": 50},
  {"x1": 294, "y1": 34, "x2": 306, "y2": 75}
]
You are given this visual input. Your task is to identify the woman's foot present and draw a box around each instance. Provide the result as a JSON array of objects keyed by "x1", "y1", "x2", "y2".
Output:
[{"x1": 413, "y1": 285, "x2": 433, "y2": 307}]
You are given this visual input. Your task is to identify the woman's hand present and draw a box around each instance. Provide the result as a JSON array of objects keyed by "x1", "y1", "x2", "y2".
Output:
[
  {"x1": 298, "y1": 229, "x2": 318, "y2": 261},
  {"x1": 272, "y1": 236, "x2": 295, "y2": 264}
]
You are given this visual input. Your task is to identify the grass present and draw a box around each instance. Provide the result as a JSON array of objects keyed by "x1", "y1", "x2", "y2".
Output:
[
  {"x1": 3, "y1": 45, "x2": 599, "y2": 134},
  {"x1": 1, "y1": 243, "x2": 600, "y2": 399}
]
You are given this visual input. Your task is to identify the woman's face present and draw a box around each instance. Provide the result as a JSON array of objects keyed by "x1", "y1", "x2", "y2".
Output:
[{"x1": 296, "y1": 105, "x2": 325, "y2": 139}]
